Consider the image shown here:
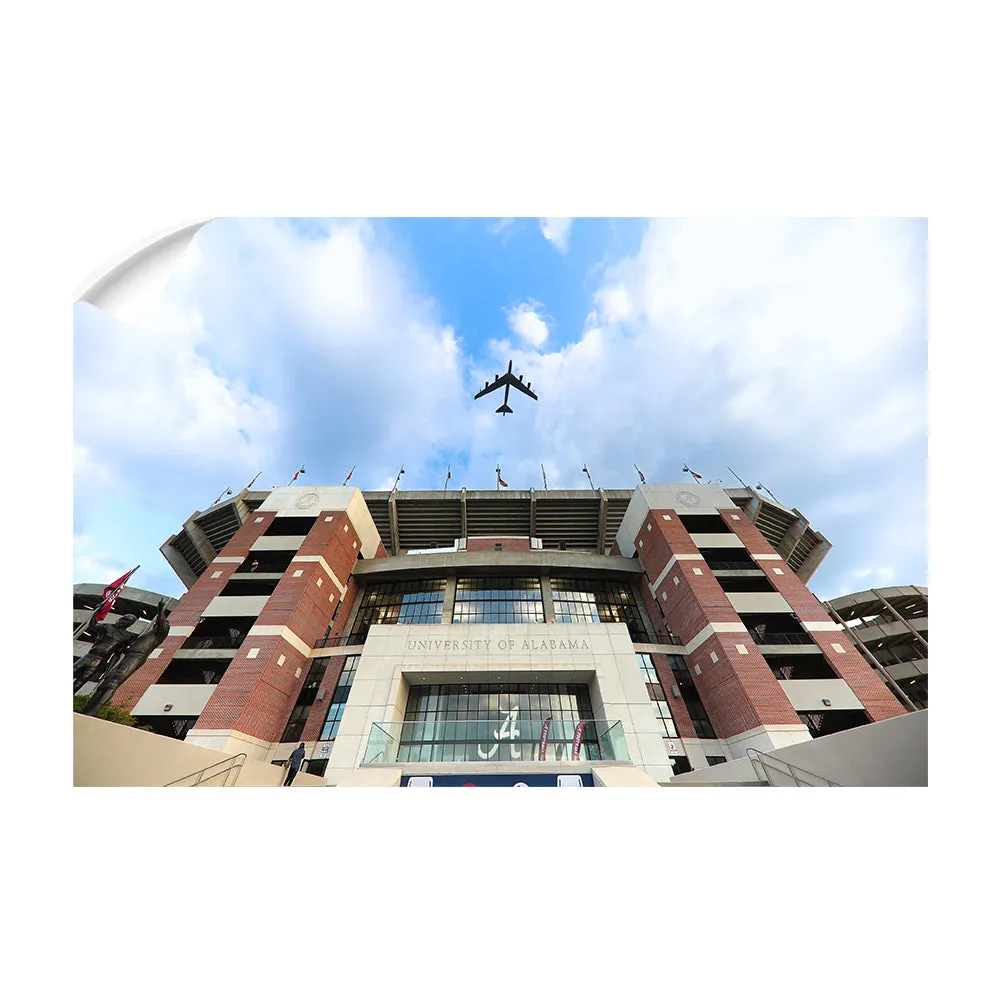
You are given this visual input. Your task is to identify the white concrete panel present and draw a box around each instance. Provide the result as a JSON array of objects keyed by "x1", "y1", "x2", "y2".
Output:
[
  {"x1": 251, "y1": 535, "x2": 307, "y2": 551},
  {"x1": 802, "y1": 621, "x2": 843, "y2": 631},
  {"x1": 778, "y1": 679, "x2": 864, "y2": 712},
  {"x1": 246, "y1": 625, "x2": 311, "y2": 656},
  {"x1": 591, "y1": 766, "x2": 660, "y2": 787},
  {"x1": 132, "y1": 684, "x2": 216, "y2": 717},
  {"x1": 727, "y1": 593, "x2": 793, "y2": 614},
  {"x1": 684, "y1": 621, "x2": 750, "y2": 653},
  {"x1": 204, "y1": 594, "x2": 269, "y2": 617},
  {"x1": 258, "y1": 485, "x2": 355, "y2": 513},
  {"x1": 291, "y1": 555, "x2": 347, "y2": 595},
  {"x1": 689, "y1": 533, "x2": 746, "y2": 548},
  {"x1": 635, "y1": 731, "x2": 671, "y2": 766},
  {"x1": 346, "y1": 488, "x2": 383, "y2": 559},
  {"x1": 724, "y1": 724, "x2": 812, "y2": 758}
]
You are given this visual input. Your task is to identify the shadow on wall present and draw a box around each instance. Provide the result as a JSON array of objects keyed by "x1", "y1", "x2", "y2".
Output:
[{"x1": 73, "y1": 714, "x2": 326, "y2": 787}]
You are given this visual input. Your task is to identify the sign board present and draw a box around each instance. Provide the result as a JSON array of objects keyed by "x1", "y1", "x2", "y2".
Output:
[{"x1": 401, "y1": 773, "x2": 595, "y2": 787}]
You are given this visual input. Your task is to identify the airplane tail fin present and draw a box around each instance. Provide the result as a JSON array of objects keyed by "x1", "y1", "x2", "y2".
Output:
[{"x1": 496, "y1": 404, "x2": 513, "y2": 415}]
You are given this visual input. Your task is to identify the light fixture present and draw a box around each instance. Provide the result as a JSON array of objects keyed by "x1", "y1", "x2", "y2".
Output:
[
  {"x1": 671, "y1": 685, "x2": 680, "y2": 698},
  {"x1": 821, "y1": 698, "x2": 832, "y2": 707},
  {"x1": 164, "y1": 704, "x2": 173, "y2": 711}
]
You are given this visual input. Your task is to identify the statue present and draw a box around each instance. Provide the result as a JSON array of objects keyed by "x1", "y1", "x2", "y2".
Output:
[
  {"x1": 73, "y1": 613, "x2": 139, "y2": 693},
  {"x1": 80, "y1": 600, "x2": 171, "y2": 716}
]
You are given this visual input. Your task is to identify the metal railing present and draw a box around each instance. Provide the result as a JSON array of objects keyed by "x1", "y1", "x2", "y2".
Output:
[
  {"x1": 745, "y1": 748, "x2": 840, "y2": 787},
  {"x1": 165, "y1": 753, "x2": 247, "y2": 787},
  {"x1": 751, "y1": 632, "x2": 817, "y2": 645},
  {"x1": 314, "y1": 632, "x2": 369, "y2": 649},
  {"x1": 706, "y1": 561, "x2": 760, "y2": 571},
  {"x1": 181, "y1": 633, "x2": 246, "y2": 650},
  {"x1": 361, "y1": 717, "x2": 629, "y2": 765}
]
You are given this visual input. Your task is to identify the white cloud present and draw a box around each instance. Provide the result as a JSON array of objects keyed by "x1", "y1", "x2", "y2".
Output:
[
  {"x1": 73, "y1": 534, "x2": 128, "y2": 585},
  {"x1": 540, "y1": 218, "x2": 573, "y2": 252},
  {"x1": 74, "y1": 219, "x2": 472, "y2": 550},
  {"x1": 505, "y1": 301, "x2": 551, "y2": 347}
]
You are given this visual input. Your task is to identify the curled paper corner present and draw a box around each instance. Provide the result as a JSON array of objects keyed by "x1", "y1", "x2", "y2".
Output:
[{"x1": 75, "y1": 218, "x2": 216, "y2": 325}]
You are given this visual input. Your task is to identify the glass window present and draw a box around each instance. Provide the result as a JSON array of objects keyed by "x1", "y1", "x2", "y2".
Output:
[
  {"x1": 551, "y1": 578, "x2": 646, "y2": 639},
  {"x1": 453, "y1": 577, "x2": 543, "y2": 624},
  {"x1": 355, "y1": 579, "x2": 446, "y2": 635}
]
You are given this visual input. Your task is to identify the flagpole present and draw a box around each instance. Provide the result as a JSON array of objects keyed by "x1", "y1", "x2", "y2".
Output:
[
  {"x1": 392, "y1": 466, "x2": 405, "y2": 494},
  {"x1": 288, "y1": 465, "x2": 306, "y2": 486},
  {"x1": 496, "y1": 465, "x2": 501, "y2": 491},
  {"x1": 633, "y1": 463, "x2": 646, "y2": 486},
  {"x1": 541, "y1": 464, "x2": 548, "y2": 490},
  {"x1": 246, "y1": 470, "x2": 263, "y2": 490},
  {"x1": 582, "y1": 465, "x2": 597, "y2": 494},
  {"x1": 342, "y1": 464, "x2": 355, "y2": 487},
  {"x1": 727, "y1": 466, "x2": 750, "y2": 489},
  {"x1": 444, "y1": 464, "x2": 451, "y2": 492},
  {"x1": 682, "y1": 464, "x2": 701, "y2": 484}
]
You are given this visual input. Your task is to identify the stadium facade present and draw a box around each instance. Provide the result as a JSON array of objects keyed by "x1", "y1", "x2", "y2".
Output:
[{"x1": 111, "y1": 481, "x2": 909, "y2": 786}]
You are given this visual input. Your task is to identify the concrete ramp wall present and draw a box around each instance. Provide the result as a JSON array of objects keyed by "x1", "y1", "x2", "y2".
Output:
[
  {"x1": 74, "y1": 714, "x2": 326, "y2": 787},
  {"x1": 671, "y1": 710, "x2": 928, "y2": 787}
]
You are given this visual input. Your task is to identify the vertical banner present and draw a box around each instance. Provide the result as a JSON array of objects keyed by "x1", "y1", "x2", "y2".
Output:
[
  {"x1": 538, "y1": 717, "x2": 553, "y2": 760},
  {"x1": 571, "y1": 721, "x2": 587, "y2": 761}
]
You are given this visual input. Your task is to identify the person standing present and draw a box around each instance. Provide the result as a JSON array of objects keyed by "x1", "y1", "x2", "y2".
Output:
[{"x1": 284, "y1": 743, "x2": 306, "y2": 786}]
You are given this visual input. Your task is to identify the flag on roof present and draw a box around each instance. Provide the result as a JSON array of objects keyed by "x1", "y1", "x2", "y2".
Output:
[
  {"x1": 497, "y1": 468, "x2": 508, "y2": 488},
  {"x1": 683, "y1": 465, "x2": 703, "y2": 480},
  {"x1": 633, "y1": 464, "x2": 646, "y2": 484}
]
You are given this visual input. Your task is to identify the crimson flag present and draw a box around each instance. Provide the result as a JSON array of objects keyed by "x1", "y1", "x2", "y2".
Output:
[
  {"x1": 683, "y1": 465, "x2": 703, "y2": 480},
  {"x1": 538, "y1": 717, "x2": 553, "y2": 761},
  {"x1": 497, "y1": 471, "x2": 508, "y2": 488},
  {"x1": 571, "y1": 721, "x2": 587, "y2": 761},
  {"x1": 94, "y1": 566, "x2": 138, "y2": 622}
]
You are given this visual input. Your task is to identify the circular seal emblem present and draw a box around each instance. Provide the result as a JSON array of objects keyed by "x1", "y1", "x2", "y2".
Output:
[
  {"x1": 295, "y1": 492, "x2": 320, "y2": 510},
  {"x1": 676, "y1": 491, "x2": 700, "y2": 506}
]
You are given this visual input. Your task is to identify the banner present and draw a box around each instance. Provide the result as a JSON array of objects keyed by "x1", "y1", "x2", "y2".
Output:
[
  {"x1": 571, "y1": 721, "x2": 587, "y2": 761},
  {"x1": 538, "y1": 717, "x2": 553, "y2": 760}
]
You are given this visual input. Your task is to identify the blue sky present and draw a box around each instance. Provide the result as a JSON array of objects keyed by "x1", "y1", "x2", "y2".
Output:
[{"x1": 74, "y1": 217, "x2": 927, "y2": 603}]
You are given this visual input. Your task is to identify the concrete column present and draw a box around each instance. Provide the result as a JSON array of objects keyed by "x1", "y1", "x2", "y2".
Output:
[
  {"x1": 441, "y1": 577, "x2": 458, "y2": 624},
  {"x1": 824, "y1": 603, "x2": 918, "y2": 712},
  {"x1": 540, "y1": 575, "x2": 556, "y2": 623},
  {"x1": 872, "y1": 590, "x2": 929, "y2": 654},
  {"x1": 184, "y1": 517, "x2": 218, "y2": 568}
]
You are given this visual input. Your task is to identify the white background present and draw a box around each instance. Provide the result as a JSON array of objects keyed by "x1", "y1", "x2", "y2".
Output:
[{"x1": 5, "y1": 2, "x2": 994, "y2": 998}]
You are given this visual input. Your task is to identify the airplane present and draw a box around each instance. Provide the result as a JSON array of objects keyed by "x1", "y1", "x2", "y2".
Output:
[{"x1": 474, "y1": 359, "x2": 538, "y2": 414}]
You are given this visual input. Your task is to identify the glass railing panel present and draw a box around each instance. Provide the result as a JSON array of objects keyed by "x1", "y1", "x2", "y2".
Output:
[{"x1": 360, "y1": 718, "x2": 629, "y2": 765}]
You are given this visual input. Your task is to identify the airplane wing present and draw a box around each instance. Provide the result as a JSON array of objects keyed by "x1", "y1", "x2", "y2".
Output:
[
  {"x1": 509, "y1": 376, "x2": 538, "y2": 400},
  {"x1": 474, "y1": 374, "x2": 508, "y2": 399}
]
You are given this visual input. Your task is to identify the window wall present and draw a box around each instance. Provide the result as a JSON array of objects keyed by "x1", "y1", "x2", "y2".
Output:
[
  {"x1": 354, "y1": 580, "x2": 446, "y2": 637},
  {"x1": 666, "y1": 654, "x2": 717, "y2": 739},
  {"x1": 319, "y1": 655, "x2": 360, "y2": 741},
  {"x1": 636, "y1": 653, "x2": 678, "y2": 738},
  {"x1": 551, "y1": 578, "x2": 646, "y2": 640},
  {"x1": 397, "y1": 682, "x2": 601, "y2": 762},
  {"x1": 452, "y1": 577, "x2": 544, "y2": 624}
]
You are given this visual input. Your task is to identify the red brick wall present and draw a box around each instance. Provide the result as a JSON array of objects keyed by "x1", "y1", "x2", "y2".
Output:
[
  {"x1": 121, "y1": 509, "x2": 369, "y2": 742},
  {"x1": 632, "y1": 507, "x2": 802, "y2": 738},
  {"x1": 115, "y1": 511, "x2": 278, "y2": 710},
  {"x1": 115, "y1": 634, "x2": 189, "y2": 710},
  {"x1": 726, "y1": 512, "x2": 905, "y2": 722},
  {"x1": 194, "y1": 510, "x2": 362, "y2": 741}
]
